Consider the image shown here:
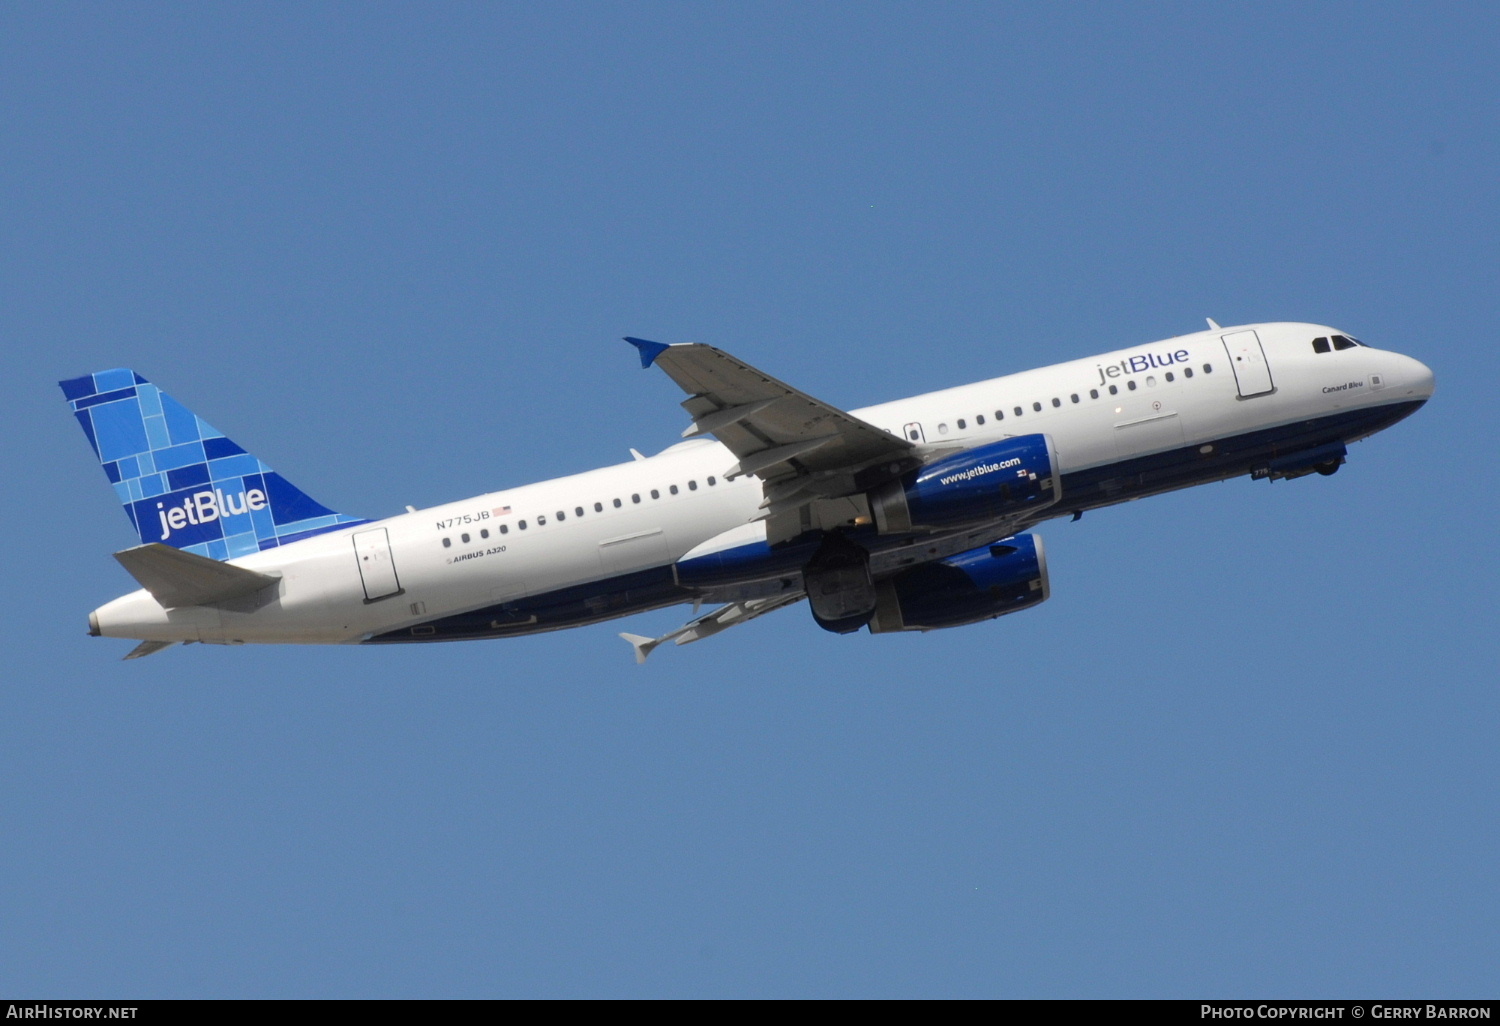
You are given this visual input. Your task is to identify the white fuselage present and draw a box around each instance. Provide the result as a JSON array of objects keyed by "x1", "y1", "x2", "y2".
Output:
[{"x1": 90, "y1": 323, "x2": 1434, "y2": 646}]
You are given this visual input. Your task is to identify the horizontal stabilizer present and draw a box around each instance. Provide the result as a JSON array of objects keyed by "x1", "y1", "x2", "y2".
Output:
[
  {"x1": 124, "y1": 640, "x2": 178, "y2": 660},
  {"x1": 113, "y1": 543, "x2": 280, "y2": 609}
]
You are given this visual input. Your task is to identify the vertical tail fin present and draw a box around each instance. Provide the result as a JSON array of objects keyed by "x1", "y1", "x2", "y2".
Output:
[{"x1": 60, "y1": 369, "x2": 366, "y2": 559}]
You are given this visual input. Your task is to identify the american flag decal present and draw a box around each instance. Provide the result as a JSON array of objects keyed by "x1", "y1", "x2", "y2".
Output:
[{"x1": 492, "y1": 506, "x2": 511, "y2": 516}]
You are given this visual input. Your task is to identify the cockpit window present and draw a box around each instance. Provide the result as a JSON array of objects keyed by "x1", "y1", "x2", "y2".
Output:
[
  {"x1": 1312, "y1": 337, "x2": 1331, "y2": 354},
  {"x1": 1332, "y1": 334, "x2": 1358, "y2": 351}
]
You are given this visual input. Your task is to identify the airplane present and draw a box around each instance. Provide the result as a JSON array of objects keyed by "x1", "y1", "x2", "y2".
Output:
[{"x1": 61, "y1": 320, "x2": 1434, "y2": 662}]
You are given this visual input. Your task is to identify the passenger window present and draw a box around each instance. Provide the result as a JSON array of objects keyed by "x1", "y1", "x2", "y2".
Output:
[
  {"x1": 1165, "y1": 372, "x2": 1174, "y2": 382},
  {"x1": 908, "y1": 429, "x2": 920, "y2": 440},
  {"x1": 1146, "y1": 376, "x2": 1156, "y2": 387},
  {"x1": 536, "y1": 515, "x2": 546, "y2": 526},
  {"x1": 519, "y1": 520, "x2": 527, "y2": 530},
  {"x1": 688, "y1": 480, "x2": 697, "y2": 490},
  {"x1": 976, "y1": 414, "x2": 985, "y2": 425},
  {"x1": 1127, "y1": 380, "x2": 1137, "y2": 391},
  {"x1": 669, "y1": 484, "x2": 679, "y2": 495},
  {"x1": 613, "y1": 498, "x2": 622, "y2": 508},
  {"x1": 1032, "y1": 402, "x2": 1041, "y2": 412},
  {"x1": 1014, "y1": 407, "x2": 1023, "y2": 417},
  {"x1": 1070, "y1": 394, "x2": 1079, "y2": 403},
  {"x1": 938, "y1": 423, "x2": 949, "y2": 435},
  {"x1": 1203, "y1": 363, "x2": 1213, "y2": 373},
  {"x1": 1332, "y1": 335, "x2": 1357, "y2": 351},
  {"x1": 957, "y1": 418, "x2": 966, "y2": 430},
  {"x1": 499, "y1": 524, "x2": 508, "y2": 534},
  {"x1": 1184, "y1": 367, "x2": 1194, "y2": 378},
  {"x1": 995, "y1": 410, "x2": 1004, "y2": 421},
  {"x1": 442, "y1": 537, "x2": 451, "y2": 548},
  {"x1": 556, "y1": 511, "x2": 565, "y2": 521},
  {"x1": 632, "y1": 494, "x2": 640, "y2": 504},
  {"x1": 1108, "y1": 385, "x2": 1118, "y2": 395},
  {"x1": 1090, "y1": 389, "x2": 1099, "y2": 399},
  {"x1": 1312, "y1": 337, "x2": 1331, "y2": 354},
  {"x1": 461, "y1": 532, "x2": 470, "y2": 543},
  {"x1": 650, "y1": 489, "x2": 660, "y2": 499},
  {"x1": 481, "y1": 529, "x2": 489, "y2": 539},
  {"x1": 576, "y1": 506, "x2": 584, "y2": 517},
  {"x1": 708, "y1": 477, "x2": 717, "y2": 486},
  {"x1": 1051, "y1": 398, "x2": 1060, "y2": 408},
  {"x1": 594, "y1": 502, "x2": 603, "y2": 512}
]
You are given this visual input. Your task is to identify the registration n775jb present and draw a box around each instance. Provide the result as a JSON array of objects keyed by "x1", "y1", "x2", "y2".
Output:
[{"x1": 62, "y1": 321, "x2": 1433, "y2": 661}]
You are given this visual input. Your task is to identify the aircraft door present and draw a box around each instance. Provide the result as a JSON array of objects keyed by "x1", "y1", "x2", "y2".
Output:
[
  {"x1": 902, "y1": 422, "x2": 926, "y2": 443},
  {"x1": 353, "y1": 527, "x2": 403, "y2": 601},
  {"x1": 1221, "y1": 330, "x2": 1275, "y2": 398}
]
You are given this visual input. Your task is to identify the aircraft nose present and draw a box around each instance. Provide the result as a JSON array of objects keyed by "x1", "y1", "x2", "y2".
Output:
[{"x1": 1398, "y1": 354, "x2": 1435, "y2": 400}]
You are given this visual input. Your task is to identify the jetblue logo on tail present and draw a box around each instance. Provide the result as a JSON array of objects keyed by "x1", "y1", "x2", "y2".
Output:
[
  {"x1": 155, "y1": 488, "x2": 268, "y2": 540},
  {"x1": 61, "y1": 368, "x2": 367, "y2": 560}
]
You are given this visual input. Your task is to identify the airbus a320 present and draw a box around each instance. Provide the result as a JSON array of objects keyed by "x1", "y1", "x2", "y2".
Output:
[{"x1": 61, "y1": 321, "x2": 1433, "y2": 662}]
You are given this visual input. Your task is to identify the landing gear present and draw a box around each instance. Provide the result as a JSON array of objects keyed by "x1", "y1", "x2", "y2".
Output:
[
  {"x1": 1253, "y1": 444, "x2": 1349, "y2": 482},
  {"x1": 803, "y1": 533, "x2": 877, "y2": 635}
]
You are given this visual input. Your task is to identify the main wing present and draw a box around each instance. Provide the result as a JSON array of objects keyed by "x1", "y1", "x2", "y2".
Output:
[
  {"x1": 626, "y1": 337, "x2": 930, "y2": 543},
  {"x1": 619, "y1": 593, "x2": 804, "y2": 664}
]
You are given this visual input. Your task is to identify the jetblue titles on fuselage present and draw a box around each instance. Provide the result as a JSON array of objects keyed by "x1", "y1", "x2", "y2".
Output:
[
  {"x1": 63, "y1": 321, "x2": 1434, "y2": 661},
  {"x1": 1096, "y1": 347, "x2": 1192, "y2": 385}
]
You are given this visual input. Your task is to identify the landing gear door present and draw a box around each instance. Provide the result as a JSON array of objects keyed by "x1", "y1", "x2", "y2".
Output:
[
  {"x1": 1221, "y1": 330, "x2": 1275, "y2": 398},
  {"x1": 353, "y1": 527, "x2": 402, "y2": 601}
]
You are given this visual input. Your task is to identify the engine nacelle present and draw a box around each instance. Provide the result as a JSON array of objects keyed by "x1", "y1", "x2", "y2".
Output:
[
  {"x1": 868, "y1": 434, "x2": 1060, "y2": 534},
  {"x1": 868, "y1": 534, "x2": 1049, "y2": 633}
]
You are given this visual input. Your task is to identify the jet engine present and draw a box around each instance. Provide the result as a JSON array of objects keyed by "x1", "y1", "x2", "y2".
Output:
[
  {"x1": 868, "y1": 434, "x2": 1060, "y2": 534},
  {"x1": 867, "y1": 534, "x2": 1049, "y2": 633}
]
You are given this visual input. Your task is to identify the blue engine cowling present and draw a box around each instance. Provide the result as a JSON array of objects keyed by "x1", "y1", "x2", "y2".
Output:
[
  {"x1": 867, "y1": 534, "x2": 1049, "y2": 633},
  {"x1": 868, "y1": 434, "x2": 1060, "y2": 534}
]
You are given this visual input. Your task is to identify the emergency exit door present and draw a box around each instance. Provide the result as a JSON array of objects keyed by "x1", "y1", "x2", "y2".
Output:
[
  {"x1": 1221, "y1": 330, "x2": 1275, "y2": 398},
  {"x1": 353, "y1": 527, "x2": 402, "y2": 601}
]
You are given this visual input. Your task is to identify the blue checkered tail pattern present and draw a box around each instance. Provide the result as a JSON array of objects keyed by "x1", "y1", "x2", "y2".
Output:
[{"x1": 60, "y1": 369, "x2": 367, "y2": 559}]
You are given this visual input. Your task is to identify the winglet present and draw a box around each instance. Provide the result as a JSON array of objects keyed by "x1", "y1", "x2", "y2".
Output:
[
  {"x1": 623, "y1": 337, "x2": 671, "y2": 369},
  {"x1": 619, "y1": 632, "x2": 659, "y2": 665}
]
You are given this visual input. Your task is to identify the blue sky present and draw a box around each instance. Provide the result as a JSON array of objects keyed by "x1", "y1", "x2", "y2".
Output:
[{"x1": 3, "y1": 2, "x2": 1497, "y2": 997}]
